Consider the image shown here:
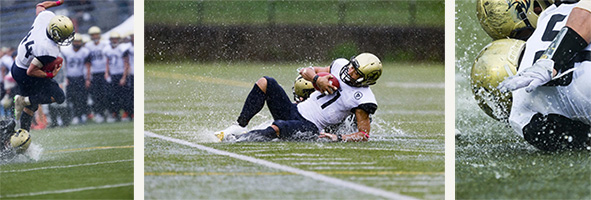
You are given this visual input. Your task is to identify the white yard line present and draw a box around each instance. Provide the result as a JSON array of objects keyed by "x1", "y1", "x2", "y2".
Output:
[
  {"x1": 145, "y1": 131, "x2": 418, "y2": 200},
  {"x1": 0, "y1": 159, "x2": 133, "y2": 173},
  {"x1": 0, "y1": 183, "x2": 133, "y2": 198}
]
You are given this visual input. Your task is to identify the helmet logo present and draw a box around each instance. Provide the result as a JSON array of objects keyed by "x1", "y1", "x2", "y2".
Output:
[{"x1": 507, "y1": 0, "x2": 531, "y2": 21}]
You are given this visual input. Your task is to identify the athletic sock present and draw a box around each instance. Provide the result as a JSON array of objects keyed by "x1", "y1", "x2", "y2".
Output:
[
  {"x1": 237, "y1": 84, "x2": 266, "y2": 127},
  {"x1": 20, "y1": 112, "x2": 33, "y2": 132}
]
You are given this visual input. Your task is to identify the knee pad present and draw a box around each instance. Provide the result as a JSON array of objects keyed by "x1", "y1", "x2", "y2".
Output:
[{"x1": 523, "y1": 113, "x2": 590, "y2": 151}]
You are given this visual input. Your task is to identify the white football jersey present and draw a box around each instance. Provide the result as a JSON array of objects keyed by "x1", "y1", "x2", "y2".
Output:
[
  {"x1": 61, "y1": 46, "x2": 90, "y2": 77},
  {"x1": 510, "y1": 2, "x2": 591, "y2": 137},
  {"x1": 298, "y1": 58, "x2": 378, "y2": 131},
  {"x1": 84, "y1": 40, "x2": 107, "y2": 73},
  {"x1": 0, "y1": 55, "x2": 13, "y2": 81},
  {"x1": 126, "y1": 42, "x2": 134, "y2": 75},
  {"x1": 15, "y1": 11, "x2": 60, "y2": 70},
  {"x1": 103, "y1": 44, "x2": 128, "y2": 75}
]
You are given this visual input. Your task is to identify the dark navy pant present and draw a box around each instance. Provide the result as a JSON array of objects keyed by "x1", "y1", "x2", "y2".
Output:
[
  {"x1": 89, "y1": 72, "x2": 110, "y2": 116},
  {"x1": 66, "y1": 76, "x2": 88, "y2": 119}
]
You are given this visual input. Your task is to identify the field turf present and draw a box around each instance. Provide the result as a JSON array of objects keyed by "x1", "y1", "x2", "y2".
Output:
[
  {"x1": 144, "y1": 61, "x2": 444, "y2": 199},
  {"x1": 0, "y1": 122, "x2": 134, "y2": 199},
  {"x1": 455, "y1": 1, "x2": 591, "y2": 199}
]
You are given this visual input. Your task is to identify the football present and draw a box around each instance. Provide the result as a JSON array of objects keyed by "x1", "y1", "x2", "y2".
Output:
[
  {"x1": 42, "y1": 56, "x2": 63, "y2": 72},
  {"x1": 313, "y1": 72, "x2": 340, "y2": 91}
]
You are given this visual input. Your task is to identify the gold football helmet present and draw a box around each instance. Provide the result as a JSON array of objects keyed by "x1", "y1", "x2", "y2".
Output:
[
  {"x1": 477, "y1": 0, "x2": 553, "y2": 40},
  {"x1": 46, "y1": 15, "x2": 75, "y2": 46},
  {"x1": 10, "y1": 129, "x2": 31, "y2": 154},
  {"x1": 293, "y1": 75, "x2": 315, "y2": 103},
  {"x1": 471, "y1": 38, "x2": 525, "y2": 121},
  {"x1": 340, "y1": 53, "x2": 382, "y2": 87}
]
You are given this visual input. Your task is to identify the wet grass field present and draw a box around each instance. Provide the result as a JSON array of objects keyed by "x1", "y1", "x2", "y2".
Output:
[
  {"x1": 455, "y1": 1, "x2": 591, "y2": 199},
  {"x1": 0, "y1": 122, "x2": 134, "y2": 199},
  {"x1": 144, "y1": 61, "x2": 444, "y2": 199}
]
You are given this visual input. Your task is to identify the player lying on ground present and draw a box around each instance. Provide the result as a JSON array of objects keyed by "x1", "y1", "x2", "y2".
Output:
[
  {"x1": 498, "y1": 0, "x2": 591, "y2": 151},
  {"x1": 12, "y1": 0, "x2": 73, "y2": 131},
  {"x1": 0, "y1": 120, "x2": 31, "y2": 160},
  {"x1": 215, "y1": 53, "x2": 382, "y2": 142}
]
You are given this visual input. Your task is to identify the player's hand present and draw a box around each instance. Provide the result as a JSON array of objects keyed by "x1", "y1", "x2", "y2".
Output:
[
  {"x1": 52, "y1": 61, "x2": 63, "y2": 75},
  {"x1": 119, "y1": 78, "x2": 126, "y2": 86},
  {"x1": 85, "y1": 79, "x2": 91, "y2": 88},
  {"x1": 319, "y1": 132, "x2": 337, "y2": 142},
  {"x1": 498, "y1": 59, "x2": 554, "y2": 93},
  {"x1": 316, "y1": 75, "x2": 338, "y2": 95}
]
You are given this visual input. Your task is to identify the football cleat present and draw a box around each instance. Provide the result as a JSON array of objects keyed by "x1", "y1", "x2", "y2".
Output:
[
  {"x1": 13, "y1": 95, "x2": 27, "y2": 121},
  {"x1": 214, "y1": 124, "x2": 247, "y2": 142}
]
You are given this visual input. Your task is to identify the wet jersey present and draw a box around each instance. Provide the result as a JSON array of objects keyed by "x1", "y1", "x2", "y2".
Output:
[
  {"x1": 61, "y1": 46, "x2": 89, "y2": 77},
  {"x1": 510, "y1": 3, "x2": 591, "y2": 137},
  {"x1": 0, "y1": 55, "x2": 13, "y2": 82},
  {"x1": 84, "y1": 41, "x2": 107, "y2": 74},
  {"x1": 103, "y1": 44, "x2": 127, "y2": 75},
  {"x1": 125, "y1": 43, "x2": 134, "y2": 75},
  {"x1": 15, "y1": 11, "x2": 60, "y2": 70},
  {"x1": 298, "y1": 58, "x2": 378, "y2": 131}
]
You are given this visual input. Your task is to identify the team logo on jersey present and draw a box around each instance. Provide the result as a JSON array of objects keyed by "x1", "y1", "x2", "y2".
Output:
[{"x1": 354, "y1": 91, "x2": 363, "y2": 100}]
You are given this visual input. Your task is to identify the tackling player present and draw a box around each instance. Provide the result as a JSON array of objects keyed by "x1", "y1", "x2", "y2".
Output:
[
  {"x1": 215, "y1": 53, "x2": 381, "y2": 142},
  {"x1": 498, "y1": 0, "x2": 591, "y2": 151},
  {"x1": 0, "y1": 120, "x2": 31, "y2": 160},
  {"x1": 61, "y1": 33, "x2": 90, "y2": 124},
  {"x1": 12, "y1": 0, "x2": 73, "y2": 131}
]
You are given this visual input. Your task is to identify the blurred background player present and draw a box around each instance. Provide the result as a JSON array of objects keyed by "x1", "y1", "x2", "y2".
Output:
[
  {"x1": 0, "y1": 47, "x2": 16, "y2": 116},
  {"x1": 61, "y1": 33, "x2": 89, "y2": 125},
  {"x1": 122, "y1": 32, "x2": 134, "y2": 120},
  {"x1": 84, "y1": 26, "x2": 109, "y2": 123},
  {"x1": 103, "y1": 31, "x2": 130, "y2": 122},
  {"x1": 0, "y1": 120, "x2": 31, "y2": 160},
  {"x1": 216, "y1": 53, "x2": 382, "y2": 142},
  {"x1": 498, "y1": 0, "x2": 591, "y2": 151},
  {"x1": 12, "y1": 0, "x2": 72, "y2": 131}
]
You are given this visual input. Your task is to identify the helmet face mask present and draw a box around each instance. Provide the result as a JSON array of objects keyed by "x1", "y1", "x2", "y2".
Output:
[{"x1": 46, "y1": 15, "x2": 75, "y2": 46}]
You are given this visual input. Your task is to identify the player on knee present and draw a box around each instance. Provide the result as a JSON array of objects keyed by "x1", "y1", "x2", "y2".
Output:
[
  {"x1": 215, "y1": 53, "x2": 382, "y2": 142},
  {"x1": 12, "y1": 0, "x2": 72, "y2": 131},
  {"x1": 498, "y1": 0, "x2": 591, "y2": 151}
]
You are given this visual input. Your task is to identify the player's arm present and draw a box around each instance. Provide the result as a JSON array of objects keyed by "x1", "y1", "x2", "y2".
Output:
[
  {"x1": 36, "y1": 0, "x2": 64, "y2": 15},
  {"x1": 299, "y1": 66, "x2": 337, "y2": 94},
  {"x1": 104, "y1": 57, "x2": 110, "y2": 80},
  {"x1": 568, "y1": 5, "x2": 591, "y2": 43},
  {"x1": 319, "y1": 108, "x2": 371, "y2": 142},
  {"x1": 84, "y1": 54, "x2": 92, "y2": 88},
  {"x1": 120, "y1": 53, "x2": 130, "y2": 86},
  {"x1": 27, "y1": 56, "x2": 59, "y2": 78}
]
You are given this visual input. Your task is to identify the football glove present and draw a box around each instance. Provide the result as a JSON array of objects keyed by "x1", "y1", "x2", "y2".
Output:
[{"x1": 498, "y1": 58, "x2": 554, "y2": 93}]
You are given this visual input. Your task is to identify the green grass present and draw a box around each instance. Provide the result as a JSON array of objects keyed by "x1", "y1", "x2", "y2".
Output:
[
  {"x1": 455, "y1": 1, "x2": 591, "y2": 199},
  {"x1": 145, "y1": 0, "x2": 444, "y2": 27},
  {"x1": 0, "y1": 122, "x2": 134, "y2": 199},
  {"x1": 144, "y1": 61, "x2": 444, "y2": 199}
]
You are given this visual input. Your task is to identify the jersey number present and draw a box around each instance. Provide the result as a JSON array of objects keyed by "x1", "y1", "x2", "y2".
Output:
[
  {"x1": 534, "y1": 14, "x2": 572, "y2": 86},
  {"x1": 317, "y1": 91, "x2": 341, "y2": 109},
  {"x1": 21, "y1": 27, "x2": 35, "y2": 59}
]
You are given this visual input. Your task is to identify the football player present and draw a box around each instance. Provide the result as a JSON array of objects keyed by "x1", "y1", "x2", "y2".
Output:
[
  {"x1": 103, "y1": 31, "x2": 130, "y2": 121},
  {"x1": 61, "y1": 33, "x2": 90, "y2": 124},
  {"x1": 498, "y1": 0, "x2": 591, "y2": 151},
  {"x1": 122, "y1": 32, "x2": 134, "y2": 120},
  {"x1": 0, "y1": 47, "x2": 15, "y2": 103},
  {"x1": 12, "y1": 0, "x2": 72, "y2": 131},
  {"x1": 215, "y1": 53, "x2": 381, "y2": 142},
  {"x1": 84, "y1": 26, "x2": 109, "y2": 123}
]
